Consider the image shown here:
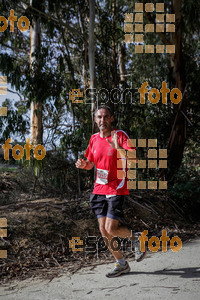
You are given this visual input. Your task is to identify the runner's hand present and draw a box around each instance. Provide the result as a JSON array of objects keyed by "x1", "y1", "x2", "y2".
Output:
[
  {"x1": 106, "y1": 130, "x2": 119, "y2": 149},
  {"x1": 75, "y1": 158, "x2": 87, "y2": 169}
]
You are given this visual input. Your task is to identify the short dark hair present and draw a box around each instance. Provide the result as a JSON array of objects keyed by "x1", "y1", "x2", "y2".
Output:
[{"x1": 94, "y1": 105, "x2": 113, "y2": 116}]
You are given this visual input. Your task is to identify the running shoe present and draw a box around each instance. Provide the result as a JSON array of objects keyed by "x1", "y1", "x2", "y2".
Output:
[
  {"x1": 132, "y1": 232, "x2": 147, "y2": 262},
  {"x1": 106, "y1": 261, "x2": 130, "y2": 278}
]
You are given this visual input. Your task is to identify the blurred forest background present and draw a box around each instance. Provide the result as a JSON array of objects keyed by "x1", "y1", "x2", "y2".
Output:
[{"x1": 0, "y1": 0, "x2": 200, "y2": 281}]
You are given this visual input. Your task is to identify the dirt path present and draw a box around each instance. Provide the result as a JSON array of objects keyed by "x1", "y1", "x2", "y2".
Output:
[{"x1": 0, "y1": 238, "x2": 199, "y2": 300}]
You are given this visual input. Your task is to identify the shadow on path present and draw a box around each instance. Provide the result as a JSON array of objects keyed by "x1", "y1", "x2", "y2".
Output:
[{"x1": 123, "y1": 267, "x2": 200, "y2": 279}]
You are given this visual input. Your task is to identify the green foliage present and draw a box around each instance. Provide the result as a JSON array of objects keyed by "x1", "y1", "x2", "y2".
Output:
[
  {"x1": 171, "y1": 168, "x2": 200, "y2": 201},
  {"x1": 169, "y1": 139, "x2": 200, "y2": 219},
  {"x1": 0, "y1": 99, "x2": 28, "y2": 142},
  {"x1": 169, "y1": 166, "x2": 200, "y2": 221},
  {"x1": 22, "y1": 156, "x2": 43, "y2": 178}
]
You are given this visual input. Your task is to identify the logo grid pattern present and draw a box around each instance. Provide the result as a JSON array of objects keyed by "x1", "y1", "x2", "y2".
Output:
[
  {"x1": 0, "y1": 76, "x2": 7, "y2": 117},
  {"x1": 69, "y1": 89, "x2": 83, "y2": 103},
  {"x1": 117, "y1": 139, "x2": 167, "y2": 189},
  {"x1": 124, "y1": 3, "x2": 175, "y2": 54},
  {"x1": 0, "y1": 218, "x2": 7, "y2": 258},
  {"x1": 69, "y1": 237, "x2": 84, "y2": 252}
]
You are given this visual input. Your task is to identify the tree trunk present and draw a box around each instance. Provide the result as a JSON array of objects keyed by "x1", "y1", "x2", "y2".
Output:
[
  {"x1": 145, "y1": 0, "x2": 187, "y2": 178},
  {"x1": 112, "y1": 0, "x2": 118, "y2": 88},
  {"x1": 82, "y1": 43, "x2": 88, "y2": 92},
  {"x1": 88, "y1": 0, "x2": 96, "y2": 133},
  {"x1": 30, "y1": 1, "x2": 42, "y2": 145},
  {"x1": 79, "y1": 10, "x2": 88, "y2": 92},
  {"x1": 118, "y1": 43, "x2": 126, "y2": 128},
  {"x1": 168, "y1": 0, "x2": 187, "y2": 178},
  {"x1": 118, "y1": 44, "x2": 126, "y2": 85}
]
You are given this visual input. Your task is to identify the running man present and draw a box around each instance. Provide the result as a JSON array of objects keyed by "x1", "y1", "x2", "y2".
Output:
[{"x1": 75, "y1": 105, "x2": 146, "y2": 277}]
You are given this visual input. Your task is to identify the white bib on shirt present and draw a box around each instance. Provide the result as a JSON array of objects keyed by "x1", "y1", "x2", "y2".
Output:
[{"x1": 96, "y1": 168, "x2": 109, "y2": 185}]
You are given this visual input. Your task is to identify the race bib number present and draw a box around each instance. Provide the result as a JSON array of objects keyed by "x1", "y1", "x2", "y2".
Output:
[{"x1": 96, "y1": 169, "x2": 109, "y2": 185}]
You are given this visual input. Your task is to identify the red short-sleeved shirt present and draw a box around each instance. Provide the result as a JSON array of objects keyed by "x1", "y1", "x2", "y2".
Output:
[{"x1": 85, "y1": 130, "x2": 135, "y2": 195}]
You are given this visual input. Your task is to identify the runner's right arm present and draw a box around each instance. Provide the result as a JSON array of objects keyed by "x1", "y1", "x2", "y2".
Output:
[{"x1": 75, "y1": 158, "x2": 94, "y2": 170}]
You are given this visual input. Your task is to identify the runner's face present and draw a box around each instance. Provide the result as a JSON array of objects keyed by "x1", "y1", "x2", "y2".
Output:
[{"x1": 95, "y1": 109, "x2": 114, "y2": 132}]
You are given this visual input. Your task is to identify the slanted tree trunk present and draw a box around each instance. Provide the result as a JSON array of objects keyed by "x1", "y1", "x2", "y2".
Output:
[{"x1": 30, "y1": 0, "x2": 42, "y2": 145}]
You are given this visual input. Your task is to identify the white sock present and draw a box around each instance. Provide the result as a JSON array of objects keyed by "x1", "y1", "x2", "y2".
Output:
[{"x1": 117, "y1": 258, "x2": 126, "y2": 265}]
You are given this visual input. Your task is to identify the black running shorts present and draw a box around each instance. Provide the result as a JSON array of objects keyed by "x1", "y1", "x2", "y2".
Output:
[{"x1": 89, "y1": 194, "x2": 125, "y2": 220}]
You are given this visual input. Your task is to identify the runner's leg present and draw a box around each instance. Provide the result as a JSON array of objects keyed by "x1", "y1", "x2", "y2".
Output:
[
  {"x1": 105, "y1": 217, "x2": 147, "y2": 262},
  {"x1": 106, "y1": 195, "x2": 136, "y2": 240},
  {"x1": 98, "y1": 216, "x2": 123, "y2": 260},
  {"x1": 105, "y1": 217, "x2": 135, "y2": 240}
]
